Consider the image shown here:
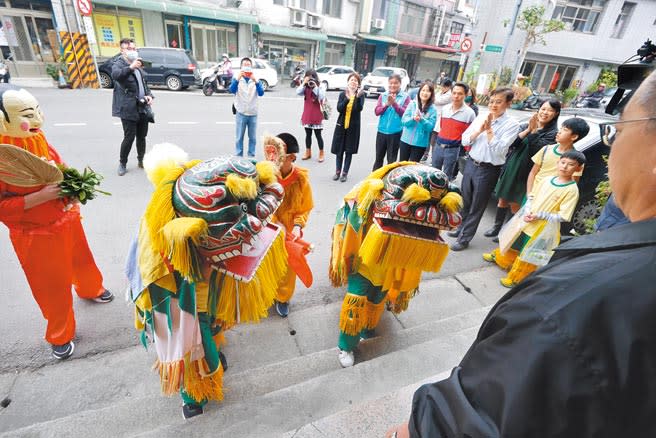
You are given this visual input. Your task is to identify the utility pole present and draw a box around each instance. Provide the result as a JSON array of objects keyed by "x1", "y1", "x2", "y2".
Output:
[{"x1": 498, "y1": 0, "x2": 523, "y2": 81}]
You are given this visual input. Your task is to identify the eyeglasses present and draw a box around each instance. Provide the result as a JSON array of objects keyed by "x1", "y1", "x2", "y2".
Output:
[{"x1": 599, "y1": 117, "x2": 656, "y2": 146}]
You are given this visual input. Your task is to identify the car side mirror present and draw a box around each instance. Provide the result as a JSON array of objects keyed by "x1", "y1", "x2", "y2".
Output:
[{"x1": 329, "y1": 71, "x2": 334, "y2": 75}]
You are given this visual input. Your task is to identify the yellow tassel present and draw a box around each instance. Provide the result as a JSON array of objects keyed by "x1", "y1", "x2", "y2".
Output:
[
  {"x1": 365, "y1": 299, "x2": 386, "y2": 329},
  {"x1": 183, "y1": 356, "x2": 224, "y2": 403},
  {"x1": 402, "y1": 183, "x2": 431, "y2": 204},
  {"x1": 226, "y1": 173, "x2": 258, "y2": 200},
  {"x1": 214, "y1": 231, "x2": 288, "y2": 325},
  {"x1": 338, "y1": 293, "x2": 367, "y2": 335},
  {"x1": 256, "y1": 160, "x2": 278, "y2": 185},
  {"x1": 367, "y1": 161, "x2": 412, "y2": 181},
  {"x1": 491, "y1": 248, "x2": 519, "y2": 271},
  {"x1": 356, "y1": 179, "x2": 384, "y2": 217},
  {"x1": 507, "y1": 258, "x2": 537, "y2": 284},
  {"x1": 153, "y1": 359, "x2": 184, "y2": 396},
  {"x1": 161, "y1": 217, "x2": 208, "y2": 281},
  {"x1": 439, "y1": 192, "x2": 463, "y2": 213},
  {"x1": 359, "y1": 221, "x2": 449, "y2": 273},
  {"x1": 388, "y1": 289, "x2": 417, "y2": 314},
  {"x1": 329, "y1": 223, "x2": 348, "y2": 287}
]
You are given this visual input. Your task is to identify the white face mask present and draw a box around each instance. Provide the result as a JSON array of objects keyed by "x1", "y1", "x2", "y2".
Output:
[{"x1": 125, "y1": 50, "x2": 139, "y2": 62}]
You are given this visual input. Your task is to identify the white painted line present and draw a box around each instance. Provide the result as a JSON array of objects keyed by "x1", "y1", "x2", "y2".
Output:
[
  {"x1": 167, "y1": 121, "x2": 199, "y2": 125},
  {"x1": 53, "y1": 122, "x2": 86, "y2": 126},
  {"x1": 260, "y1": 121, "x2": 283, "y2": 125},
  {"x1": 216, "y1": 121, "x2": 235, "y2": 125}
]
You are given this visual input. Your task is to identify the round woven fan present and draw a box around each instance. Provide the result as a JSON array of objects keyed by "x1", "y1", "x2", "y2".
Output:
[{"x1": 0, "y1": 143, "x2": 63, "y2": 187}]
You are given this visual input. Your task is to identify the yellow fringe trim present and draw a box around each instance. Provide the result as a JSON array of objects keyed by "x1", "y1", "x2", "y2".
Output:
[
  {"x1": 161, "y1": 217, "x2": 208, "y2": 281},
  {"x1": 492, "y1": 248, "x2": 519, "y2": 271},
  {"x1": 365, "y1": 299, "x2": 386, "y2": 329},
  {"x1": 338, "y1": 293, "x2": 368, "y2": 336},
  {"x1": 329, "y1": 223, "x2": 347, "y2": 287},
  {"x1": 388, "y1": 289, "x2": 418, "y2": 314},
  {"x1": 183, "y1": 357, "x2": 224, "y2": 403},
  {"x1": 359, "y1": 221, "x2": 449, "y2": 272},
  {"x1": 507, "y1": 258, "x2": 537, "y2": 284},
  {"x1": 256, "y1": 160, "x2": 278, "y2": 185},
  {"x1": 439, "y1": 192, "x2": 463, "y2": 213},
  {"x1": 402, "y1": 183, "x2": 431, "y2": 204},
  {"x1": 226, "y1": 173, "x2": 257, "y2": 200},
  {"x1": 215, "y1": 231, "x2": 288, "y2": 325},
  {"x1": 356, "y1": 179, "x2": 385, "y2": 217},
  {"x1": 153, "y1": 358, "x2": 185, "y2": 396},
  {"x1": 368, "y1": 161, "x2": 413, "y2": 181}
]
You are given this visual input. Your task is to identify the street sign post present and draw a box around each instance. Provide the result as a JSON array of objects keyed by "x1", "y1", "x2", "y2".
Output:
[
  {"x1": 460, "y1": 38, "x2": 473, "y2": 53},
  {"x1": 485, "y1": 44, "x2": 503, "y2": 53}
]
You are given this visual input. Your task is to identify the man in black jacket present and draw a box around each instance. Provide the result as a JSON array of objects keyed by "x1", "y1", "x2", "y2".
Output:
[
  {"x1": 112, "y1": 38, "x2": 154, "y2": 176},
  {"x1": 386, "y1": 70, "x2": 656, "y2": 437}
]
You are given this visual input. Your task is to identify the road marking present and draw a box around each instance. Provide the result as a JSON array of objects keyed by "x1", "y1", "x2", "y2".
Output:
[
  {"x1": 260, "y1": 121, "x2": 283, "y2": 125},
  {"x1": 168, "y1": 121, "x2": 199, "y2": 125},
  {"x1": 53, "y1": 122, "x2": 87, "y2": 126},
  {"x1": 216, "y1": 121, "x2": 235, "y2": 125}
]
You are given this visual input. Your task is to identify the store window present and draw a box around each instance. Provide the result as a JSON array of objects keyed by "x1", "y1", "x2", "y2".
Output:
[
  {"x1": 610, "y1": 2, "x2": 635, "y2": 39},
  {"x1": 373, "y1": 0, "x2": 389, "y2": 19},
  {"x1": 521, "y1": 60, "x2": 577, "y2": 92},
  {"x1": 322, "y1": 0, "x2": 342, "y2": 17},
  {"x1": 300, "y1": 0, "x2": 317, "y2": 12},
  {"x1": 6, "y1": 0, "x2": 51, "y2": 12},
  {"x1": 190, "y1": 23, "x2": 237, "y2": 67},
  {"x1": 450, "y1": 21, "x2": 464, "y2": 35},
  {"x1": 551, "y1": 0, "x2": 607, "y2": 34},
  {"x1": 325, "y1": 42, "x2": 344, "y2": 65},
  {"x1": 400, "y1": 3, "x2": 426, "y2": 35},
  {"x1": 257, "y1": 39, "x2": 312, "y2": 77},
  {"x1": 166, "y1": 21, "x2": 183, "y2": 48},
  {"x1": 93, "y1": 12, "x2": 145, "y2": 57}
]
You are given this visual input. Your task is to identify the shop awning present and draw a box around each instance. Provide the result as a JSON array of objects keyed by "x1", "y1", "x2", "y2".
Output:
[
  {"x1": 399, "y1": 40, "x2": 457, "y2": 53},
  {"x1": 255, "y1": 24, "x2": 328, "y2": 41},
  {"x1": 92, "y1": 0, "x2": 259, "y2": 25},
  {"x1": 357, "y1": 33, "x2": 400, "y2": 45}
]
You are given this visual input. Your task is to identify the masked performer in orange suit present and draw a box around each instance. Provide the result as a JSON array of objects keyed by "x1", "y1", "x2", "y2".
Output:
[{"x1": 0, "y1": 86, "x2": 113, "y2": 361}]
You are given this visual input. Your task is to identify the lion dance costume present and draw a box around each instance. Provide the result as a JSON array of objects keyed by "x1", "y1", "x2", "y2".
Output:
[
  {"x1": 0, "y1": 86, "x2": 109, "y2": 358},
  {"x1": 126, "y1": 147, "x2": 288, "y2": 417},
  {"x1": 329, "y1": 162, "x2": 462, "y2": 367}
]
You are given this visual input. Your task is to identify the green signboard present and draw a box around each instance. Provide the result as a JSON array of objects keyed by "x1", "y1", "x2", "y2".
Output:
[{"x1": 485, "y1": 44, "x2": 503, "y2": 53}]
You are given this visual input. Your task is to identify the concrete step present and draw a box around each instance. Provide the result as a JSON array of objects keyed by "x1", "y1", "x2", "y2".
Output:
[
  {"x1": 11, "y1": 77, "x2": 55, "y2": 89},
  {"x1": 282, "y1": 370, "x2": 453, "y2": 438},
  {"x1": 0, "y1": 271, "x2": 502, "y2": 436},
  {"x1": 3, "y1": 326, "x2": 480, "y2": 438}
]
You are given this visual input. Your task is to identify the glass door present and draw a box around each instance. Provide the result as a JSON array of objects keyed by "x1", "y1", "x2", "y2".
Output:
[
  {"x1": 191, "y1": 26, "x2": 205, "y2": 64},
  {"x1": 206, "y1": 28, "x2": 218, "y2": 64},
  {"x1": 166, "y1": 21, "x2": 182, "y2": 48}
]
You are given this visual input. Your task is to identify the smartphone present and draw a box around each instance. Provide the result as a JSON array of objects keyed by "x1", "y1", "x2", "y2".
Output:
[{"x1": 138, "y1": 58, "x2": 153, "y2": 68}]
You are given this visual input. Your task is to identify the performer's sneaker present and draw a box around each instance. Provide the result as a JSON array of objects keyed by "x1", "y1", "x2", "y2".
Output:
[
  {"x1": 482, "y1": 252, "x2": 496, "y2": 263},
  {"x1": 182, "y1": 403, "x2": 204, "y2": 419},
  {"x1": 360, "y1": 328, "x2": 376, "y2": 340},
  {"x1": 219, "y1": 351, "x2": 228, "y2": 372},
  {"x1": 275, "y1": 300, "x2": 289, "y2": 318},
  {"x1": 93, "y1": 289, "x2": 114, "y2": 303},
  {"x1": 52, "y1": 341, "x2": 75, "y2": 360},
  {"x1": 500, "y1": 277, "x2": 517, "y2": 288},
  {"x1": 338, "y1": 349, "x2": 354, "y2": 368}
]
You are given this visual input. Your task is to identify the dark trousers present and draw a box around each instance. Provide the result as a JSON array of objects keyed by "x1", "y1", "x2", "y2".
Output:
[
  {"x1": 456, "y1": 159, "x2": 502, "y2": 245},
  {"x1": 399, "y1": 141, "x2": 425, "y2": 162},
  {"x1": 304, "y1": 127, "x2": 324, "y2": 151},
  {"x1": 336, "y1": 151, "x2": 353, "y2": 175},
  {"x1": 373, "y1": 132, "x2": 401, "y2": 170},
  {"x1": 119, "y1": 114, "x2": 149, "y2": 165},
  {"x1": 432, "y1": 144, "x2": 461, "y2": 180}
]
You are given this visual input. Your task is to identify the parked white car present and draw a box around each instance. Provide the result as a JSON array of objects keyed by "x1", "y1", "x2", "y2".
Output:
[
  {"x1": 361, "y1": 67, "x2": 410, "y2": 97},
  {"x1": 200, "y1": 57, "x2": 278, "y2": 91},
  {"x1": 316, "y1": 65, "x2": 356, "y2": 90}
]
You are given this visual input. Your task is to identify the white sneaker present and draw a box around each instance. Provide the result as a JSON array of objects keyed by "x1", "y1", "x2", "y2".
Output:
[{"x1": 338, "y1": 349, "x2": 354, "y2": 368}]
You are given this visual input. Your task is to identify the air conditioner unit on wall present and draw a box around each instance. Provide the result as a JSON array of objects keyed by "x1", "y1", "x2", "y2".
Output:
[
  {"x1": 372, "y1": 18, "x2": 386, "y2": 30},
  {"x1": 307, "y1": 14, "x2": 323, "y2": 29},
  {"x1": 287, "y1": 0, "x2": 301, "y2": 8},
  {"x1": 291, "y1": 9, "x2": 307, "y2": 27},
  {"x1": 441, "y1": 32, "x2": 452, "y2": 46}
]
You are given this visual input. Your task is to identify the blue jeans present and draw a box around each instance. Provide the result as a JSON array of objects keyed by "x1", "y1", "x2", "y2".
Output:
[
  {"x1": 431, "y1": 144, "x2": 460, "y2": 180},
  {"x1": 235, "y1": 112, "x2": 257, "y2": 157}
]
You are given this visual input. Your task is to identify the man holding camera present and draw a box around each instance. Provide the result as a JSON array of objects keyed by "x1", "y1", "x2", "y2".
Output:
[
  {"x1": 112, "y1": 38, "x2": 154, "y2": 176},
  {"x1": 230, "y1": 57, "x2": 264, "y2": 158}
]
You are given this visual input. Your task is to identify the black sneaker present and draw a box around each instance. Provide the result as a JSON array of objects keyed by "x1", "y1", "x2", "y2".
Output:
[
  {"x1": 182, "y1": 403, "x2": 204, "y2": 419},
  {"x1": 275, "y1": 300, "x2": 289, "y2": 318},
  {"x1": 52, "y1": 341, "x2": 75, "y2": 360},
  {"x1": 219, "y1": 351, "x2": 228, "y2": 372},
  {"x1": 138, "y1": 160, "x2": 144, "y2": 169},
  {"x1": 447, "y1": 229, "x2": 461, "y2": 238},
  {"x1": 93, "y1": 289, "x2": 114, "y2": 303}
]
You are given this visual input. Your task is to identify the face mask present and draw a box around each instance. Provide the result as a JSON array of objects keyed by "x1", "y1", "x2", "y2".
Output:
[
  {"x1": 242, "y1": 66, "x2": 252, "y2": 77},
  {"x1": 465, "y1": 96, "x2": 473, "y2": 104},
  {"x1": 126, "y1": 50, "x2": 139, "y2": 62}
]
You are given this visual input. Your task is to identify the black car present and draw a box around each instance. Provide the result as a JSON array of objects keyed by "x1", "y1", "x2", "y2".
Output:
[{"x1": 98, "y1": 47, "x2": 201, "y2": 91}]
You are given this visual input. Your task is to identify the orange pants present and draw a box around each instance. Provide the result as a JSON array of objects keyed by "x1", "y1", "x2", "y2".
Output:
[
  {"x1": 11, "y1": 218, "x2": 104, "y2": 345},
  {"x1": 275, "y1": 268, "x2": 297, "y2": 303}
]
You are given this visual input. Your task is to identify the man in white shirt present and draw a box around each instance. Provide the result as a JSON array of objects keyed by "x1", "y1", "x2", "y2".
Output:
[{"x1": 449, "y1": 87, "x2": 519, "y2": 251}]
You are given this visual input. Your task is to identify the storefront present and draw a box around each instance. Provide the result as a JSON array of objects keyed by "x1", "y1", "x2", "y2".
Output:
[
  {"x1": 188, "y1": 19, "x2": 238, "y2": 68},
  {"x1": 254, "y1": 24, "x2": 327, "y2": 78},
  {"x1": 355, "y1": 33, "x2": 399, "y2": 74},
  {"x1": 400, "y1": 41, "x2": 457, "y2": 83},
  {"x1": 0, "y1": 0, "x2": 56, "y2": 78},
  {"x1": 91, "y1": 4, "x2": 146, "y2": 58},
  {"x1": 520, "y1": 60, "x2": 578, "y2": 93},
  {"x1": 324, "y1": 36, "x2": 354, "y2": 67}
]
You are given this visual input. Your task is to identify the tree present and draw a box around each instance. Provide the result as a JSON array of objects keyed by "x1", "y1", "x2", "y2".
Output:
[{"x1": 513, "y1": 5, "x2": 565, "y2": 85}]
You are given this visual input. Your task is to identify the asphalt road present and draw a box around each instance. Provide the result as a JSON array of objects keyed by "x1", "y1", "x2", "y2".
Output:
[{"x1": 0, "y1": 83, "x2": 512, "y2": 372}]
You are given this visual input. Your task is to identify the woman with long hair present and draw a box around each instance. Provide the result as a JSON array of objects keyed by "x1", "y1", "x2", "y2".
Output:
[
  {"x1": 399, "y1": 81, "x2": 437, "y2": 162},
  {"x1": 484, "y1": 99, "x2": 561, "y2": 238},
  {"x1": 372, "y1": 73, "x2": 411, "y2": 170},
  {"x1": 331, "y1": 72, "x2": 365, "y2": 182},
  {"x1": 297, "y1": 69, "x2": 326, "y2": 162},
  {"x1": 466, "y1": 84, "x2": 479, "y2": 116}
]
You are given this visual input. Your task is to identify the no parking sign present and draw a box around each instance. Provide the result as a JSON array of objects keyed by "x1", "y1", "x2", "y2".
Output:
[
  {"x1": 460, "y1": 38, "x2": 473, "y2": 53},
  {"x1": 76, "y1": 0, "x2": 92, "y2": 16}
]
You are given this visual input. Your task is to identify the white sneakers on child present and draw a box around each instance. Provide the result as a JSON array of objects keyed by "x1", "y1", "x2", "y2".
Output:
[{"x1": 338, "y1": 349, "x2": 354, "y2": 368}]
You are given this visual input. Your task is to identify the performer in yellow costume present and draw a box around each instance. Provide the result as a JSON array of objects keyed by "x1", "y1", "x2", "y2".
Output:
[{"x1": 264, "y1": 133, "x2": 314, "y2": 317}]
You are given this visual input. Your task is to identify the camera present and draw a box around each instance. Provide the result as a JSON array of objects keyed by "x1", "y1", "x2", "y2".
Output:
[
  {"x1": 136, "y1": 97, "x2": 147, "y2": 106},
  {"x1": 308, "y1": 80, "x2": 317, "y2": 88}
]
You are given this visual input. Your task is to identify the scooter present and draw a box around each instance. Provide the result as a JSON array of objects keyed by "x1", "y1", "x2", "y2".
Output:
[
  {"x1": 202, "y1": 68, "x2": 231, "y2": 96},
  {"x1": 574, "y1": 95, "x2": 602, "y2": 109},
  {"x1": 290, "y1": 68, "x2": 304, "y2": 88}
]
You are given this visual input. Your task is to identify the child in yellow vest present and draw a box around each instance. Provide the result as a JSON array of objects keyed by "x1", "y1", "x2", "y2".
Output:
[{"x1": 484, "y1": 150, "x2": 586, "y2": 287}]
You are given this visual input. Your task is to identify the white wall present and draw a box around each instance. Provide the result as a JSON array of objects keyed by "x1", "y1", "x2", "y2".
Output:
[{"x1": 142, "y1": 10, "x2": 166, "y2": 48}]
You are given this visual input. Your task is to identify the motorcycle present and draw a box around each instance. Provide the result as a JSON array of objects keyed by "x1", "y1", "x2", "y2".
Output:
[
  {"x1": 290, "y1": 68, "x2": 304, "y2": 88},
  {"x1": 574, "y1": 94, "x2": 602, "y2": 109},
  {"x1": 202, "y1": 67, "x2": 231, "y2": 96}
]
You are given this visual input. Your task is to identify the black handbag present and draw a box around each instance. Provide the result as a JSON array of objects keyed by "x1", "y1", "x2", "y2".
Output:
[{"x1": 232, "y1": 103, "x2": 237, "y2": 115}]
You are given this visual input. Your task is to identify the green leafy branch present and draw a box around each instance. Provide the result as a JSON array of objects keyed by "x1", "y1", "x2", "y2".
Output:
[{"x1": 58, "y1": 165, "x2": 111, "y2": 205}]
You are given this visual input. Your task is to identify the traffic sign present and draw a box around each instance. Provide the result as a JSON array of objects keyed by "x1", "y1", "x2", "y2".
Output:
[
  {"x1": 460, "y1": 38, "x2": 473, "y2": 53},
  {"x1": 485, "y1": 44, "x2": 503, "y2": 53},
  {"x1": 76, "y1": 0, "x2": 92, "y2": 16}
]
